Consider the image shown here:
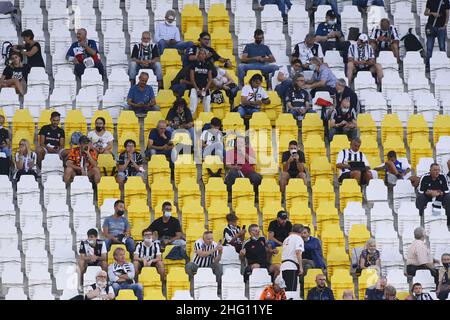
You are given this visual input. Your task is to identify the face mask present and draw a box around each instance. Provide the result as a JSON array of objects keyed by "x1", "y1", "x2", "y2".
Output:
[
  {"x1": 164, "y1": 211, "x2": 171, "y2": 218},
  {"x1": 341, "y1": 108, "x2": 349, "y2": 114},
  {"x1": 117, "y1": 210, "x2": 125, "y2": 216},
  {"x1": 328, "y1": 20, "x2": 336, "y2": 25},
  {"x1": 142, "y1": 42, "x2": 150, "y2": 47},
  {"x1": 95, "y1": 126, "x2": 103, "y2": 132},
  {"x1": 444, "y1": 262, "x2": 450, "y2": 269},
  {"x1": 144, "y1": 238, "x2": 153, "y2": 245},
  {"x1": 255, "y1": 39, "x2": 262, "y2": 45},
  {"x1": 251, "y1": 236, "x2": 259, "y2": 241},
  {"x1": 166, "y1": 20, "x2": 174, "y2": 25},
  {"x1": 88, "y1": 239, "x2": 96, "y2": 246},
  {"x1": 309, "y1": 64, "x2": 316, "y2": 71},
  {"x1": 97, "y1": 281, "x2": 107, "y2": 289}
]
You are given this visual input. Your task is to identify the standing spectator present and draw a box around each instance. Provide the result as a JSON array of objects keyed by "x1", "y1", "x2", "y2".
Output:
[
  {"x1": 189, "y1": 48, "x2": 213, "y2": 114},
  {"x1": 259, "y1": 275, "x2": 287, "y2": 300},
  {"x1": 369, "y1": 18, "x2": 400, "y2": 60},
  {"x1": 186, "y1": 32, "x2": 231, "y2": 72},
  {"x1": 240, "y1": 224, "x2": 280, "y2": 277},
  {"x1": 342, "y1": 290, "x2": 355, "y2": 300},
  {"x1": 436, "y1": 253, "x2": 450, "y2": 300},
  {"x1": 133, "y1": 229, "x2": 165, "y2": 280},
  {"x1": 336, "y1": 137, "x2": 373, "y2": 185},
  {"x1": 365, "y1": 277, "x2": 387, "y2": 300},
  {"x1": 315, "y1": 10, "x2": 350, "y2": 56},
  {"x1": 12, "y1": 29, "x2": 45, "y2": 68},
  {"x1": 149, "y1": 202, "x2": 186, "y2": 249},
  {"x1": 102, "y1": 200, "x2": 135, "y2": 256},
  {"x1": 145, "y1": 120, "x2": 174, "y2": 160},
  {"x1": 126, "y1": 72, "x2": 159, "y2": 116},
  {"x1": 347, "y1": 33, "x2": 383, "y2": 87},
  {"x1": 260, "y1": 0, "x2": 293, "y2": 24},
  {"x1": 416, "y1": 163, "x2": 450, "y2": 226},
  {"x1": 236, "y1": 74, "x2": 271, "y2": 119},
  {"x1": 14, "y1": 138, "x2": 37, "y2": 182},
  {"x1": 304, "y1": 57, "x2": 337, "y2": 97},
  {"x1": 335, "y1": 78, "x2": 359, "y2": 113},
  {"x1": 283, "y1": 74, "x2": 314, "y2": 122},
  {"x1": 185, "y1": 231, "x2": 223, "y2": 283},
  {"x1": 274, "y1": 59, "x2": 303, "y2": 101},
  {"x1": 166, "y1": 98, "x2": 195, "y2": 143},
  {"x1": 306, "y1": 274, "x2": 335, "y2": 300},
  {"x1": 64, "y1": 135, "x2": 100, "y2": 185},
  {"x1": 0, "y1": 52, "x2": 29, "y2": 96},
  {"x1": 85, "y1": 270, "x2": 115, "y2": 300},
  {"x1": 280, "y1": 140, "x2": 307, "y2": 193},
  {"x1": 223, "y1": 213, "x2": 246, "y2": 252},
  {"x1": 116, "y1": 139, "x2": 145, "y2": 190},
  {"x1": 212, "y1": 68, "x2": 239, "y2": 105},
  {"x1": 291, "y1": 33, "x2": 324, "y2": 69},
  {"x1": 424, "y1": 0, "x2": 449, "y2": 68},
  {"x1": 238, "y1": 29, "x2": 279, "y2": 87},
  {"x1": 406, "y1": 227, "x2": 438, "y2": 279},
  {"x1": 155, "y1": 10, "x2": 193, "y2": 55},
  {"x1": 358, "y1": 238, "x2": 381, "y2": 274},
  {"x1": 129, "y1": 31, "x2": 163, "y2": 88},
  {"x1": 201, "y1": 117, "x2": 224, "y2": 160},
  {"x1": 108, "y1": 247, "x2": 143, "y2": 300},
  {"x1": 281, "y1": 224, "x2": 304, "y2": 292},
  {"x1": 300, "y1": 226, "x2": 326, "y2": 271},
  {"x1": 66, "y1": 28, "x2": 104, "y2": 79},
  {"x1": 384, "y1": 285, "x2": 398, "y2": 300},
  {"x1": 79, "y1": 228, "x2": 108, "y2": 283},
  {"x1": 36, "y1": 111, "x2": 65, "y2": 167},
  {"x1": 411, "y1": 282, "x2": 434, "y2": 300},
  {"x1": 329, "y1": 97, "x2": 358, "y2": 141},
  {"x1": 87, "y1": 117, "x2": 114, "y2": 155},
  {"x1": 268, "y1": 211, "x2": 293, "y2": 249}
]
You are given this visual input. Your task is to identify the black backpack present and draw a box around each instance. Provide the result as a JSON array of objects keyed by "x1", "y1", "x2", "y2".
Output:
[
  {"x1": 211, "y1": 89, "x2": 225, "y2": 104},
  {"x1": 401, "y1": 28, "x2": 423, "y2": 52}
]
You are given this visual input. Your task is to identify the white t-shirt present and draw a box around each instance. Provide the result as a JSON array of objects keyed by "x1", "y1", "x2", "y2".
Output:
[
  {"x1": 85, "y1": 284, "x2": 115, "y2": 300},
  {"x1": 241, "y1": 84, "x2": 269, "y2": 105},
  {"x1": 200, "y1": 128, "x2": 223, "y2": 146},
  {"x1": 280, "y1": 234, "x2": 304, "y2": 271},
  {"x1": 87, "y1": 130, "x2": 114, "y2": 149},
  {"x1": 213, "y1": 68, "x2": 228, "y2": 87}
]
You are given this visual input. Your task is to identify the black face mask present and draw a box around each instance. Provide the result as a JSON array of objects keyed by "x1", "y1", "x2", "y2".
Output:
[
  {"x1": 116, "y1": 210, "x2": 125, "y2": 216},
  {"x1": 255, "y1": 39, "x2": 262, "y2": 45},
  {"x1": 95, "y1": 126, "x2": 103, "y2": 132},
  {"x1": 444, "y1": 263, "x2": 450, "y2": 269}
]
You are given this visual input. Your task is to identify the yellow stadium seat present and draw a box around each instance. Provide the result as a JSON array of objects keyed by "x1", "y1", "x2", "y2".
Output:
[
  {"x1": 312, "y1": 179, "x2": 335, "y2": 213},
  {"x1": 327, "y1": 247, "x2": 349, "y2": 279},
  {"x1": 97, "y1": 153, "x2": 117, "y2": 176},
  {"x1": 330, "y1": 268, "x2": 354, "y2": 300},
  {"x1": 302, "y1": 113, "x2": 324, "y2": 143},
  {"x1": 357, "y1": 113, "x2": 377, "y2": 137},
  {"x1": 115, "y1": 289, "x2": 138, "y2": 300},
  {"x1": 380, "y1": 114, "x2": 403, "y2": 144},
  {"x1": 178, "y1": 177, "x2": 201, "y2": 211},
  {"x1": 262, "y1": 91, "x2": 282, "y2": 125},
  {"x1": 315, "y1": 201, "x2": 339, "y2": 237},
  {"x1": 406, "y1": 114, "x2": 429, "y2": 146},
  {"x1": 12, "y1": 129, "x2": 33, "y2": 153},
  {"x1": 212, "y1": 221, "x2": 228, "y2": 243},
  {"x1": 163, "y1": 69, "x2": 179, "y2": 90},
  {"x1": 183, "y1": 26, "x2": 203, "y2": 43},
  {"x1": 139, "y1": 267, "x2": 162, "y2": 290},
  {"x1": 207, "y1": 199, "x2": 230, "y2": 231},
  {"x1": 162, "y1": 245, "x2": 186, "y2": 275},
  {"x1": 244, "y1": 70, "x2": 266, "y2": 88},
  {"x1": 285, "y1": 178, "x2": 308, "y2": 212},
  {"x1": 12, "y1": 109, "x2": 34, "y2": 139},
  {"x1": 117, "y1": 111, "x2": 139, "y2": 139},
  {"x1": 272, "y1": 248, "x2": 282, "y2": 264},
  {"x1": 144, "y1": 111, "x2": 164, "y2": 139},
  {"x1": 288, "y1": 201, "x2": 313, "y2": 230},
  {"x1": 127, "y1": 198, "x2": 150, "y2": 221},
  {"x1": 144, "y1": 289, "x2": 166, "y2": 300},
  {"x1": 108, "y1": 244, "x2": 127, "y2": 264},
  {"x1": 330, "y1": 135, "x2": 350, "y2": 173},
  {"x1": 396, "y1": 291, "x2": 410, "y2": 300},
  {"x1": 174, "y1": 154, "x2": 196, "y2": 186},
  {"x1": 310, "y1": 156, "x2": 333, "y2": 186},
  {"x1": 215, "y1": 49, "x2": 236, "y2": 71},
  {"x1": 249, "y1": 113, "x2": 272, "y2": 154},
  {"x1": 64, "y1": 110, "x2": 87, "y2": 148},
  {"x1": 409, "y1": 135, "x2": 432, "y2": 171},
  {"x1": 321, "y1": 223, "x2": 345, "y2": 259},
  {"x1": 339, "y1": 179, "x2": 362, "y2": 212},
  {"x1": 166, "y1": 267, "x2": 189, "y2": 300},
  {"x1": 222, "y1": 112, "x2": 245, "y2": 135},
  {"x1": 202, "y1": 155, "x2": 224, "y2": 184},
  {"x1": 147, "y1": 155, "x2": 171, "y2": 185},
  {"x1": 196, "y1": 112, "x2": 215, "y2": 127},
  {"x1": 383, "y1": 135, "x2": 406, "y2": 159},
  {"x1": 205, "y1": 177, "x2": 227, "y2": 208},
  {"x1": 130, "y1": 218, "x2": 150, "y2": 241},
  {"x1": 304, "y1": 269, "x2": 326, "y2": 293},
  {"x1": 232, "y1": 178, "x2": 254, "y2": 209},
  {"x1": 210, "y1": 89, "x2": 230, "y2": 120},
  {"x1": 186, "y1": 222, "x2": 206, "y2": 257},
  {"x1": 258, "y1": 178, "x2": 281, "y2": 209},
  {"x1": 182, "y1": 200, "x2": 205, "y2": 232},
  {"x1": 262, "y1": 202, "x2": 284, "y2": 235},
  {"x1": 38, "y1": 109, "x2": 56, "y2": 132},
  {"x1": 160, "y1": 48, "x2": 182, "y2": 73},
  {"x1": 211, "y1": 27, "x2": 233, "y2": 52},
  {"x1": 303, "y1": 134, "x2": 326, "y2": 169},
  {"x1": 235, "y1": 200, "x2": 258, "y2": 230},
  {"x1": 92, "y1": 110, "x2": 114, "y2": 132},
  {"x1": 275, "y1": 113, "x2": 298, "y2": 143},
  {"x1": 97, "y1": 176, "x2": 120, "y2": 207},
  {"x1": 155, "y1": 90, "x2": 177, "y2": 118},
  {"x1": 360, "y1": 134, "x2": 379, "y2": 160},
  {"x1": 433, "y1": 114, "x2": 450, "y2": 145},
  {"x1": 256, "y1": 156, "x2": 279, "y2": 180},
  {"x1": 150, "y1": 176, "x2": 174, "y2": 210},
  {"x1": 181, "y1": 4, "x2": 203, "y2": 34},
  {"x1": 172, "y1": 131, "x2": 192, "y2": 147},
  {"x1": 124, "y1": 176, "x2": 147, "y2": 207},
  {"x1": 207, "y1": 3, "x2": 230, "y2": 34},
  {"x1": 358, "y1": 268, "x2": 379, "y2": 300}
]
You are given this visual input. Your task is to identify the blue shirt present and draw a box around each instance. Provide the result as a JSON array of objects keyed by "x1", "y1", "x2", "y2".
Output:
[
  {"x1": 243, "y1": 43, "x2": 273, "y2": 65},
  {"x1": 127, "y1": 84, "x2": 155, "y2": 105},
  {"x1": 313, "y1": 64, "x2": 337, "y2": 88},
  {"x1": 302, "y1": 236, "x2": 326, "y2": 269},
  {"x1": 315, "y1": 22, "x2": 341, "y2": 37},
  {"x1": 66, "y1": 39, "x2": 100, "y2": 61},
  {"x1": 387, "y1": 160, "x2": 404, "y2": 174},
  {"x1": 102, "y1": 216, "x2": 130, "y2": 237}
]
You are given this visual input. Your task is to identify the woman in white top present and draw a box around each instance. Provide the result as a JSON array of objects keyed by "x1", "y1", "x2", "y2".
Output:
[
  {"x1": 14, "y1": 138, "x2": 37, "y2": 181},
  {"x1": 87, "y1": 117, "x2": 114, "y2": 155}
]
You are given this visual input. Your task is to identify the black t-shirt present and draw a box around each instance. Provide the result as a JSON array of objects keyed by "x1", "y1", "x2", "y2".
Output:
[
  {"x1": 131, "y1": 43, "x2": 160, "y2": 61},
  {"x1": 25, "y1": 42, "x2": 45, "y2": 68},
  {"x1": 285, "y1": 87, "x2": 310, "y2": 109},
  {"x1": 148, "y1": 128, "x2": 170, "y2": 147},
  {"x1": 166, "y1": 107, "x2": 193, "y2": 126},
  {"x1": 149, "y1": 216, "x2": 182, "y2": 239},
  {"x1": 0, "y1": 128, "x2": 9, "y2": 145},
  {"x1": 118, "y1": 151, "x2": 143, "y2": 176},
  {"x1": 243, "y1": 237, "x2": 268, "y2": 265},
  {"x1": 281, "y1": 150, "x2": 306, "y2": 176},
  {"x1": 336, "y1": 86, "x2": 359, "y2": 112},
  {"x1": 426, "y1": 0, "x2": 450, "y2": 27},
  {"x1": 419, "y1": 173, "x2": 450, "y2": 194},
  {"x1": 38, "y1": 124, "x2": 65, "y2": 148},
  {"x1": 2, "y1": 64, "x2": 30, "y2": 81},
  {"x1": 268, "y1": 220, "x2": 293, "y2": 242},
  {"x1": 191, "y1": 60, "x2": 213, "y2": 89}
]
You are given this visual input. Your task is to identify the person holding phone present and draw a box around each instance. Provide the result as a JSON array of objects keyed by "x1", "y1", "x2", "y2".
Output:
[
  {"x1": 280, "y1": 140, "x2": 307, "y2": 193},
  {"x1": 14, "y1": 138, "x2": 37, "y2": 182},
  {"x1": 63, "y1": 135, "x2": 100, "y2": 185}
]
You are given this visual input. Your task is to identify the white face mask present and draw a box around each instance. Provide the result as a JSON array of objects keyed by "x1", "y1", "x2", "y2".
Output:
[
  {"x1": 252, "y1": 236, "x2": 259, "y2": 241},
  {"x1": 97, "y1": 281, "x2": 107, "y2": 289},
  {"x1": 328, "y1": 20, "x2": 336, "y2": 25},
  {"x1": 166, "y1": 20, "x2": 174, "y2": 25},
  {"x1": 164, "y1": 211, "x2": 172, "y2": 218},
  {"x1": 142, "y1": 42, "x2": 150, "y2": 47},
  {"x1": 144, "y1": 238, "x2": 153, "y2": 246},
  {"x1": 88, "y1": 239, "x2": 96, "y2": 246},
  {"x1": 309, "y1": 64, "x2": 316, "y2": 71},
  {"x1": 341, "y1": 108, "x2": 349, "y2": 113}
]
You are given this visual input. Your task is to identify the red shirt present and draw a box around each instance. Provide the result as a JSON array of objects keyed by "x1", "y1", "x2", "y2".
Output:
[{"x1": 225, "y1": 146, "x2": 256, "y2": 176}]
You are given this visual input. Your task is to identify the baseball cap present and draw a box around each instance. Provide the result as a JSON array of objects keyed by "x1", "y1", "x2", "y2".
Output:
[
  {"x1": 274, "y1": 275, "x2": 286, "y2": 289},
  {"x1": 277, "y1": 210, "x2": 288, "y2": 220},
  {"x1": 358, "y1": 33, "x2": 369, "y2": 42},
  {"x1": 326, "y1": 10, "x2": 336, "y2": 19}
]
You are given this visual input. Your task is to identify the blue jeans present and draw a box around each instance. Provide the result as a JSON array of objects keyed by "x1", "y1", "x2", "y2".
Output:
[
  {"x1": 237, "y1": 106, "x2": 260, "y2": 118},
  {"x1": 74, "y1": 62, "x2": 105, "y2": 79},
  {"x1": 157, "y1": 39, "x2": 193, "y2": 55},
  {"x1": 0, "y1": 146, "x2": 11, "y2": 158},
  {"x1": 105, "y1": 238, "x2": 135, "y2": 255},
  {"x1": 170, "y1": 83, "x2": 190, "y2": 97},
  {"x1": 267, "y1": 240, "x2": 281, "y2": 249},
  {"x1": 275, "y1": 80, "x2": 293, "y2": 102},
  {"x1": 260, "y1": 0, "x2": 293, "y2": 16},
  {"x1": 352, "y1": 0, "x2": 384, "y2": 9},
  {"x1": 111, "y1": 282, "x2": 143, "y2": 300},
  {"x1": 314, "y1": 0, "x2": 340, "y2": 15},
  {"x1": 129, "y1": 61, "x2": 163, "y2": 81},
  {"x1": 237, "y1": 63, "x2": 280, "y2": 87},
  {"x1": 426, "y1": 26, "x2": 447, "y2": 62},
  {"x1": 289, "y1": 108, "x2": 316, "y2": 121}
]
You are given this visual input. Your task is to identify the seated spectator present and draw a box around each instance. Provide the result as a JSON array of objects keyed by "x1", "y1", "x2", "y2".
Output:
[
  {"x1": 315, "y1": 10, "x2": 350, "y2": 56},
  {"x1": 14, "y1": 138, "x2": 37, "y2": 182},
  {"x1": 369, "y1": 18, "x2": 400, "y2": 60},
  {"x1": 335, "y1": 78, "x2": 359, "y2": 113},
  {"x1": 259, "y1": 275, "x2": 287, "y2": 300},
  {"x1": 336, "y1": 137, "x2": 373, "y2": 185},
  {"x1": 0, "y1": 52, "x2": 29, "y2": 96},
  {"x1": 129, "y1": 31, "x2": 162, "y2": 88},
  {"x1": 358, "y1": 238, "x2": 381, "y2": 274},
  {"x1": 304, "y1": 57, "x2": 337, "y2": 97},
  {"x1": 347, "y1": 33, "x2": 383, "y2": 88},
  {"x1": 437, "y1": 253, "x2": 450, "y2": 300},
  {"x1": 0, "y1": 114, "x2": 11, "y2": 175},
  {"x1": 185, "y1": 231, "x2": 223, "y2": 284},
  {"x1": 342, "y1": 290, "x2": 355, "y2": 300},
  {"x1": 155, "y1": 10, "x2": 194, "y2": 55},
  {"x1": 280, "y1": 140, "x2": 307, "y2": 193},
  {"x1": 36, "y1": 111, "x2": 65, "y2": 167},
  {"x1": 384, "y1": 285, "x2": 398, "y2": 300},
  {"x1": 166, "y1": 99, "x2": 194, "y2": 143},
  {"x1": 79, "y1": 228, "x2": 108, "y2": 284},
  {"x1": 149, "y1": 202, "x2": 186, "y2": 249},
  {"x1": 268, "y1": 210, "x2": 293, "y2": 249},
  {"x1": 170, "y1": 64, "x2": 192, "y2": 98},
  {"x1": 260, "y1": 0, "x2": 292, "y2": 23},
  {"x1": 274, "y1": 59, "x2": 303, "y2": 101},
  {"x1": 116, "y1": 139, "x2": 144, "y2": 190},
  {"x1": 329, "y1": 97, "x2": 358, "y2": 141},
  {"x1": 224, "y1": 137, "x2": 262, "y2": 193},
  {"x1": 186, "y1": 32, "x2": 231, "y2": 72},
  {"x1": 411, "y1": 282, "x2": 434, "y2": 300},
  {"x1": 200, "y1": 117, "x2": 224, "y2": 160},
  {"x1": 189, "y1": 48, "x2": 213, "y2": 114},
  {"x1": 12, "y1": 29, "x2": 45, "y2": 68},
  {"x1": 102, "y1": 200, "x2": 135, "y2": 256},
  {"x1": 223, "y1": 213, "x2": 246, "y2": 253},
  {"x1": 416, "y1": 163, "x2": 450, "y2": 226},
  {"x1": 280, "y1": 224, "x2": 304, "y2": 292},
  {"x1": 364, "y1": 277, "x2": 387, "y2": 300},
  {"x1": 300, "y1": 226, "x2": 326, "y2": 271},
  {"x1": 307, "y1": 274, "x2": 335, "y2": 300},
  {"x1": 64, "y1": 135, "x2": 100, "y2": 185},
  {"x1": 291, "y1": 33, "x2": 324, "y2": 70},
  {"x1": 66, "y1": 28, "x2": 104, "y2": 79},
  {"x1": 212, "y1": 68, "x2": 239, "y2": 106},
  {"x1": 406, "y1": 227, "x2": 439, "y2": 279},
  {"x1": 283, "y1": 74, "x2": 315, "y2": 122},
  {"x1": 145, "y1": 120, "x2": 174, "y2": 160},
  {"x1": 240, "y1": 224, "x2": 280, "y2": 277},
  {"x1": 108, "y1": 247, "x2": 143, "y2": 300},
  {"x1": 374, "y1": 150, "x2": 416, "y2": 186},
  {"x1": 236, "y1": 74, "x2": 271, "y2": 119},
  {"x1": 87, "y1": 117, "x2": 113, "y2": 155},
  {"x1": 85, "y1": 270, "x2": 115, "y2": 300},
  {"x1": 127, "y1": 72, "x2": 159, "y2": 116},
  {"x1": 313, "y1": 0, "x2": 339, "y2": 18},
  {"x1": 133, "y1": 229, "x2": 165, "y2": 281},
  {"x1": 238, "y1": 29, "x2": 279, "y2": 87}
]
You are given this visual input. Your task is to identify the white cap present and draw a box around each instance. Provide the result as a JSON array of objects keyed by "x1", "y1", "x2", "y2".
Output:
[
  {"x1": 358, "y1": 33, "x2": 369, "y2": 42},
  {"x1": 274, "y1": 275, "x2": 286, "y2": 289}
]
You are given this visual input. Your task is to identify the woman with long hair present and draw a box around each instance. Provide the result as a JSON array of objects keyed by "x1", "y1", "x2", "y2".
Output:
[{"x1": 14, "y1": 138, "x2": 38, "y2": 181}]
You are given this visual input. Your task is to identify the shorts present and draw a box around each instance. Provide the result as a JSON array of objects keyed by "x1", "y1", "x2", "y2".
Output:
[
  {"x1": 138, "y1": 261, "x2": 157, "y2": 269},
  {"x1": 338, "y1": 172, "x2": 351, "y2": 183},
  {"x1": 117, "y1": 171, "x2": 145, "y2": 181},
  {"x1": 288, "y1": 170, "x2": 299, "y2": 179},
  {"x1": 356, "y1": 66, "x2": 371, "y2": 72},
  {"x1": 87, "y1": 260, "x2": 102, "y2": 267}
]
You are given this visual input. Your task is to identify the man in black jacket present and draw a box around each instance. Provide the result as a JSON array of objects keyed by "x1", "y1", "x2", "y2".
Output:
[{"x1": 306, "y1": 274, "x2": 335, "y2": 300}]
